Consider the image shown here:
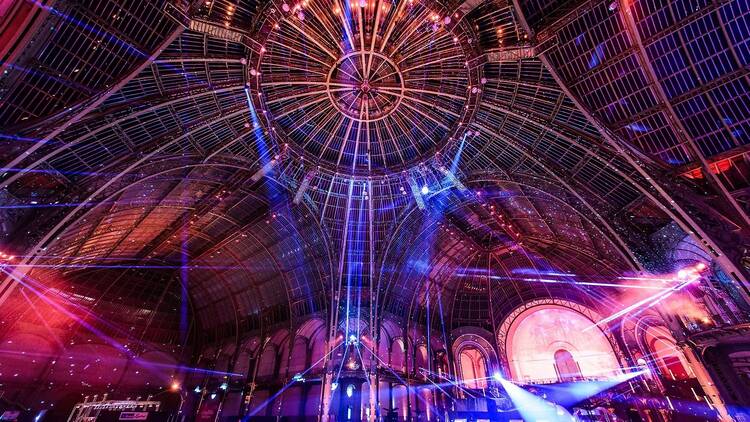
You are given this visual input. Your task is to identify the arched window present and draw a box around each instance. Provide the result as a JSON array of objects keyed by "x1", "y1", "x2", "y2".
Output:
[
  {"x1": 415, "y1": 344, "x2": 428, "y2": 373},
  {"x1": 506, "y1": 305, "x2": 621, "y2": 383},
  {"x1": 644, "y1": 326, "x2": 691, "y2": 380},
  {"x1": 435, "y1": 351, "x2": 449, "y2": 377},
  {"x1": 257, "y1": 346, "x2": 277, "y2": 378},
  {"x1": 310, "y1": 331, "x2": 326, "y2": 369},
  {"x1": 391, "y1": 339, "x2": 405, "y2": 371},
  {"x1": 554, "y1": 349, "x2": 581, "y2": 382},
  {"x1": 288, "y1": 337, "x2": 308, "y2": 373},
  {"x1": 459, "y1": 347, "x2": 488, "y2": 389}
]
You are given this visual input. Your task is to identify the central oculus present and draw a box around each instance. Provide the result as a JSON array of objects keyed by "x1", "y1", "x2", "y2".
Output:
[
  {"x1": 327, "y1": 51, "x2": 405, "y2": 122},
  {"x1": 252, "y1": 0, "x2": 482, "y2": 175}
]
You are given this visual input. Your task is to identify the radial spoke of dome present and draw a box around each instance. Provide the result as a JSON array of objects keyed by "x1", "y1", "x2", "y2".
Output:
[
  {"x1": 359, "y1": 89, "x2": 367, "y2": 120},
  {"x1": 300, "y1": 7, "x2": 341, "y2": 49},
  {"x1": 297, "y1": 107, "x2": 341, "y2": 145},
  {"x1": 398, "y1": 30, "x2": 449, "y2": 61},
  {"x1": 305, "y1": 0, "x2": 346, "y2": 55},
  {"x1": 378, "y1": 0, "x2": 408, "y2": 53},
  {"x1": 337, "y1": 90, "x2": 359, "y2": 106},
  {"x1": 364, "y1": 99, "x2": 372, "y2": 171},
  {"x1": 380, "y1": 85, "x2": 465, "y2": 101},
  {"x1": 368, "y1": 59, "x2": 392, "y2": 82},
  {"x1": 405, "y1": 76, "x2": 466, "y2": 82},
  {"x1": 262, "y1": 81, "x2": 350, "y2": 88},
  {"x1": 305, "y1": 112, "x2": 345, "y2": 150},
  {"x1": 367, "y1": 0, "x2": 383, "y2": 76},
  {"x1": 353, "y1": 119, "x2": 363, "y2": 170},
  {"x1": 371, "y1": 89, "x2": 403, "y2": 114},
  {"x1": 372, "y1": 86, "x2": 401, "y2": 96},
  {"x1": 397, "y1": 31, "x2": 453, "y2": 64},
  {"x1": 369, "y1": 68, "x2": 401, "y2": 84},
  {"x1": 336, "y1": 0, "x2": 359, "y2": 53},
  {"x1": 266, "y1": 87, "x2": 351, "y2": 107},
  {"x1": 327, "y1": 117, "x2": 355, "y2": 161},
  {"x1": 388, "y1": 8, "x2": 432, "y2": 58},
  {"x1": 392, "y1": 107, "x2": 431, "y2": 141},
  {"x1": 350, "y1": 90, "x2": 364, "y2": 114},
  {"x1": 263, "y1": 62, "x2": 329, "y2": 77},
  {"x1": 391, "y1": 110, "x2": 425, "y2": 151},
  {"x1": 381, "y1": 114, "x2": 408, "y2": 165},
  {"x1": 357, "y1": 2, "x2": 368, "y2": 77},
  {"x1": 288, "y1": 100, "x2": 337, "y2": 132},
  {"x1": 266, "y1": 89, "x2": 333, "y2": 105},
  {"x1": 267, "y1": 37, "x2": 333, "y2": 68},
  {"x1": 389, "y1": 114, "x2": 422, "y2": 165},
  {"x1": 369, "y1": 91, "x2": 389, "y2": 116},
  {"x1": 274, "y1": 27, "x2": 331, "y2": 56},
  {"x1": 341, "y1": 117, "x2": 363, "y2": 168},
  {"x1": 398, "y1": 99, "x2": 449, "y2": 129},
  {"x1": 390, "y1": 116, "x2": 419, "y2": 157},
  {"x1": 399, "y1": 54, "x2": 463, "y2": 73},
  {"x1": 339, "y1": 57, "x2": 364, "y2": 81},
  {"x1": 273, "y1": 95, "x2": 332, "y2": 119},
  {"x1": 285, "y1": 19, "x2": 340, "y2": 61},
  {"x1": 371, "y1": 123, "x2": 386, "y2": 166}
]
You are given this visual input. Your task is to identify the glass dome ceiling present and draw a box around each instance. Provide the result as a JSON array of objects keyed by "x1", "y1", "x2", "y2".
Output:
[{"x1": 248, "y1": 0, "x2": 482, "y2": 175}]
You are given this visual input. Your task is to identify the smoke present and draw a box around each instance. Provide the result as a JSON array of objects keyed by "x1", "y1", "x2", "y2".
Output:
[
  {"x1": 660, "y1": 294, "x2": 709, "y2": 321},
  {"x1": 613, "y1": 268, "x2": 709, "y2": 323}
]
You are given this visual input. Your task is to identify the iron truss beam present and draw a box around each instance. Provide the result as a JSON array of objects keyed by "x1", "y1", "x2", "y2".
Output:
[
  {"x1": 0, "y1": 28, "x2": 186, "y2": 188},
  {"x1": 617, "y1": 0, "x2": 750, "y2": 228},
  {"x1": 164, "y1": 2, "x2": 257, "y2": 49},
  {"x1": 674, "y1": 144, "x2": 750, "y2": 177},
  {"x1": 0, "y1": 84, "x2": 246, "y2": 190},
  {"x1": 0, "y1": 106, "x2": 248, "y2": 306},
  {"x1": 511, "y1": 0, "x2": 750, "y2": 300},
  {"x1": 531, "y1": 0, "x2": 600, "y2": 45}
]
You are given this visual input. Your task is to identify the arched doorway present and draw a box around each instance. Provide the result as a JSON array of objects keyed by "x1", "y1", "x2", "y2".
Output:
[
  {"x1": 643, "y1": 326, "x2": 691, "y2": 380},
  {"x1": 504, "y1": 304, "x2": 621, "y2": 383},
  {"x1": 458, "y1": 347, "x2": 488, "y2": 389},
  {"x1": 554, "y1": 349, "x2": 582, "y2": 382}
]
